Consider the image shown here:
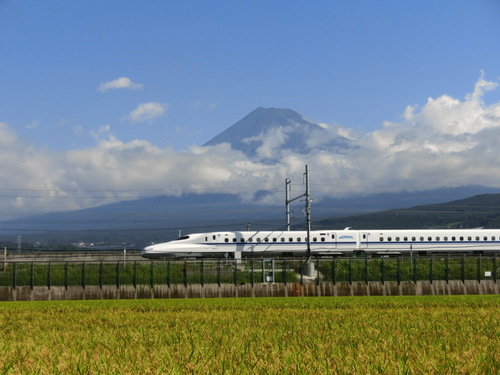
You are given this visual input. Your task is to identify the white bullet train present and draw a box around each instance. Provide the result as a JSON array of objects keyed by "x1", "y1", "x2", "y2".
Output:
[{"x1": 141, "y1": 228, "x2": 500, "y2": 258}]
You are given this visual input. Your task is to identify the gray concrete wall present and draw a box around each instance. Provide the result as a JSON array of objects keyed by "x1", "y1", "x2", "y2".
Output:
[{"x1": 0, "y1": 280, "x2": 497, "y2": 301}]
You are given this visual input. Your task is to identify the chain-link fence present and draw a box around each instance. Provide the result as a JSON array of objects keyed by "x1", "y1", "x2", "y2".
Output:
[{"x1": 0, "y1": 256, "x2": 497, "y2": 289}]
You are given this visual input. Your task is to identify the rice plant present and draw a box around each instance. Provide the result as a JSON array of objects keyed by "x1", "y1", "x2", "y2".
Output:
[{"x1": 0, "y1": 295, "x2": 497, "y2": 374}]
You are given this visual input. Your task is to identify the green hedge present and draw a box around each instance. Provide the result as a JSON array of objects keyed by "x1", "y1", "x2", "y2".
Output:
[{"x1": 0, "y1": 257, "x2": 496, "y2": 289}]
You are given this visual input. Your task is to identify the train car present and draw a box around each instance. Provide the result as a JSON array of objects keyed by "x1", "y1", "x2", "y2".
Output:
[{"x1": 141, "y1": 228, "x2": 500, "y2": 258}]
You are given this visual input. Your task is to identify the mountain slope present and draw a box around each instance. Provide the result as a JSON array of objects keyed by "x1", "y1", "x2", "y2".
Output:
[{"x1": 315, "y1": 193, "x2": 500, "y2": 230}]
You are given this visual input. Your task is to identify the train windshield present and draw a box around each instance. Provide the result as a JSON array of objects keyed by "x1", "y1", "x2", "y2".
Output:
[{"x1": 174, "y1": 236, "x2": 190, "y2": 241}]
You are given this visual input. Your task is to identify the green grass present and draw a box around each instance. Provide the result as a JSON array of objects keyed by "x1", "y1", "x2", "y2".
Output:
[{"x1": 0, "y1": 295, "x2": 498, "y2": 374}]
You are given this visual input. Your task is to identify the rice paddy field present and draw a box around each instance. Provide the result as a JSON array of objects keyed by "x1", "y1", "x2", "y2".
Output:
[{"x1": 0, "y1": 295, "x2": 498, "y2": 374}]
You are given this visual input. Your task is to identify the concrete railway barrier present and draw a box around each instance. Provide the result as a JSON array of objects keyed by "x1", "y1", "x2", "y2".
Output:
[{"x1": 0, "y1": 280, "x2": 497, "y2": 301}]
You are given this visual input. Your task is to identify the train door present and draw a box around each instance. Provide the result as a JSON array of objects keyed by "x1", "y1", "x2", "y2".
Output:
[
  {"x1": 207, "y1": 234, "x2": 218, "y2": 250},
  {"x1": 330, "y1": 232, "x2": 337, "y2": 248},
  {"x1": 359, "y1": 232, "x2": 369, "y2": 249}
]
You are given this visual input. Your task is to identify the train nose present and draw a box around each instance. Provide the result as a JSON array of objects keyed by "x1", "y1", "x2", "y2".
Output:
[{"x1": 141, "y1": 245, "x2": 156, "y2": 258}]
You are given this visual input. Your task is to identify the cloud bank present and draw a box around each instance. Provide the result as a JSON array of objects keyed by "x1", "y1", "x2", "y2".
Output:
[{"x1": 1, "y1": 76, "x2": 499, "y2": 219}]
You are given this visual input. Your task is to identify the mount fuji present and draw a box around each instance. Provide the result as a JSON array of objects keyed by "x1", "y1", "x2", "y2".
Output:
[{"x1": 203, "y1": 107, "x2": 354, "y2": 161}]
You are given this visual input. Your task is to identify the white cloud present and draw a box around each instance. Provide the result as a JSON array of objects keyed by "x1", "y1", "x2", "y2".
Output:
[
  {"x1": 73, "y1": 125, "x2": 84, "y2": 136},
  {"x1": 26, "y1": 120, "x2": 40, "y2": 129},
  {"x1": 243, "y1": 126, "x2": 288, "y2": 159},
  {"x1": 127, "y1": 102, "x2": 167, "y2": 123},
  {"x1": 97, "y1": 77, "x2": 144, "y2": 92},
  {"x1": 344, "y1": 75, "x2": 500, "y2": 191},
  {"x1": 0, "y1": 122, "x2": 19, "y2": 145},
  {"x1": 189, "y1": 100, "x2": 217, "y2": 110}
]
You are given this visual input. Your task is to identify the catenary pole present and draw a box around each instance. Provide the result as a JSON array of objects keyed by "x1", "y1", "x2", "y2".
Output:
[
  {"x1": 285, "y1": 178, "x2": 291, "y2": 231},
  {"x1": 305, "y1": 165, "x2": 311, "y2": 259},
  {"x1": 285, "y1": 165, "x2": 312, "y2": 258}
]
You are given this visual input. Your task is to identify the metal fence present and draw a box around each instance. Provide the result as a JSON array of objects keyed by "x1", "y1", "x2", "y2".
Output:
[{"x1": 0, "y1": 256, "x2": 497, "y2": 289}]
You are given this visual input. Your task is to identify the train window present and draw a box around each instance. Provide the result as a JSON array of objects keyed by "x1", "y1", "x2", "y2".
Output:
[
  {"x1": 224, "y1": 238, "x2": 229, "y2": 243},
  {"x1": 205, "y1": 237, "x2": 208, "y2": 241},
  {"x1": 332, "y1": 234, "x2": 335, "y2": 239},
  {"x1": 459, "y1": 237, "x2": 464, "y2": 241},
  {"x1": 297, "y1": 238, "x2": 301, "y2": 242},
  {"x1": 452, "y1": 237, "x2": 456, "y2": 241},
  {"x1": 404, "y1": 237, "x2": 408, "y2": 241},
  {"x1": 395, "y1": 237, "x2": 400, "y2": 241},
  {"x1": 363, "y1": 234, "x2": 366, "y2": 239},
  {"x1": 213, "y1": 235, "x2": 216, "y2": 240},
  {"x1": 388, "y1": 237, "x2": 392, "y2": 242},
  {"x1": 281, "y1": 238, "x2": 285, "y2": 242},
  {"x1": 444, "y1": 236, "x2": 448, "y2": 241},
  {"x1": 436, "y1": 237, "x2": 440, "y2": 241},
  {"x1": 476, "y1": 236, "x2": 480, "y2": 241},
  {"x1": 257, "y1": 238, "x2": 261, "y2": 242},
  {"x1": 379, "y1": 237, "x2": 384, "y2": 242},
  {"x1": 492, "y1": 236, "x2": 496, "y2": 241},
  {"x1": 468, "y1": 237, "x2": 472, "y2": 241},
  {"x1": 273, "y1": 238, "x2": 277, "y2": 242},
  {"x1": 428, "y1": 237, "x2": 432, "y2": 241},
  {"x1": 232, "y1": 238, "x2": 237, "y2": 243},
  {"x1": 313, "y1": 237, "x2": 317, "y2": 242},
  {"x1": 289, "y1": 238, "x2": 293, "y2": 242},
  {"x1": 264, "y1": 238, "x2": 269, "y2": 242},
  {"x1": 240, "y1": 238, "x2": 245, "y2": 243},
  {"x1": 412, "y1": 237, "x2": 416, "y2": 241},
  {"x1": 321, "y1": 237, "x2": 325, "y2": 242},
  {"x1": 484, "y1": 236, "x2": 488, "y2": 241},
  {"x1": 420, "y1": 237, "x2": 424, "y2": 241},
  {"x1": 248, "y1": 238, "x2": 253, "y2": 243}
]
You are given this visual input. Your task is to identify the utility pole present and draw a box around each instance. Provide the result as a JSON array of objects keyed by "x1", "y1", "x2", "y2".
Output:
[
  {"x1": 304, "y1": 165, "x2": 311, "y2": 259},
  {"x1": 285, "y1": 165, "x2": 312, "y2": 259},
  {"x1": 285, "y1": 178, "x2": 291, "y2": 231}
]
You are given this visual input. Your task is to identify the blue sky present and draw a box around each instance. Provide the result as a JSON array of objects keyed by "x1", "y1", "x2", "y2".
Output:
[
  {"x1": 2, "y1": 1, "x2": 499, "y2": 150},
  {"x1": 1, "y1": 1, "x2": 500, "y2": 218}
]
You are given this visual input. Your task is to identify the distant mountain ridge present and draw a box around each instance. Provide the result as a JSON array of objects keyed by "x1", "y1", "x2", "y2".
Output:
[
  {"x1": 316, "y1": 193, "x2": 500, "y2": 230},
  {"x1": 2, "y1": 186, "x2": 500, "y2": 247}
]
